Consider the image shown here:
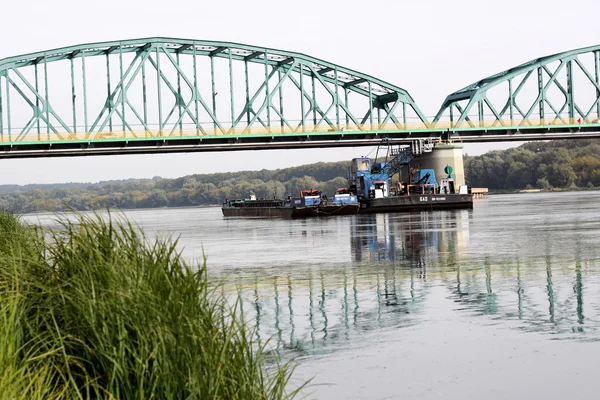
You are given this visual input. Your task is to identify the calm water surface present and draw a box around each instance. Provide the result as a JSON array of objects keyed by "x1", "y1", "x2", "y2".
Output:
[{"x1": 25, "y1": 191, "x2": 600, "y2": 399}]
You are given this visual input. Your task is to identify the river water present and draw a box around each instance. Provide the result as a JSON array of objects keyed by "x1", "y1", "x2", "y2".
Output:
[{"x1": 25, "y1": 191, "x2": 600, "y2": 399}]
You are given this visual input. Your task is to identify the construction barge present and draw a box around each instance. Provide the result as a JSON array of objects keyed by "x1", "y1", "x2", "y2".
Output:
[
  {"x1": 222, "y1": 140, "x2": 473, "y2": 218},
  {"x1": 349, "y1": 139, "x2": 473, "y2": 213}
]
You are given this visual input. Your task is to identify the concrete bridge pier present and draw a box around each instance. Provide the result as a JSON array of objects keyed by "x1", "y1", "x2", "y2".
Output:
[{"x1": 403, "y1": 143, "x2": 466, "y2": 187}]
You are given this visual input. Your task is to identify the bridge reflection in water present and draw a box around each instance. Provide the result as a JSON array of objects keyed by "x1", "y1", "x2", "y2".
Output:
[{"x1": 226, "y1": 211, "x2": 597, "y2": 355}]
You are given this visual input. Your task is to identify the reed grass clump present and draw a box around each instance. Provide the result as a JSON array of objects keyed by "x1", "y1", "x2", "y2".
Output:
[{"x1": 0, "y1": 212, "x2": 299, "y2": 399}]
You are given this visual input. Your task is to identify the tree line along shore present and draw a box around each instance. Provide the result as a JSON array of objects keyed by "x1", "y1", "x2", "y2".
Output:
[{"x1": 2, "y1": 139, "x2": 600, "y2": 214}]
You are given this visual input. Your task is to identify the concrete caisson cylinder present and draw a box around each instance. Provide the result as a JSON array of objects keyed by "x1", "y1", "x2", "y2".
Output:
[{"x1": 401, "y1": 144, "x2": 466, "y2": 187}]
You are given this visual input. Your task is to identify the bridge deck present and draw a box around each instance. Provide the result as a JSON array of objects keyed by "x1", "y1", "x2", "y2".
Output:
[{"x1": 1, "y1": 122, "x2": 599, "y2": 159}]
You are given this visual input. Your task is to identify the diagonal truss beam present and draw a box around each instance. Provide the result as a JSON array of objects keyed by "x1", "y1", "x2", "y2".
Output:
[{"x1": 435, "y1": 45, "x2": 600, "y2": 126}]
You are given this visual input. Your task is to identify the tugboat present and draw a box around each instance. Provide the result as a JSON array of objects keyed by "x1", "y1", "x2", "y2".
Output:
[
  {"x1": 222, "y1": 190, "x2": 360, "y2": 218},
  {"x1": 349, "y1": 139, "x2": 473, "y2": 213}
]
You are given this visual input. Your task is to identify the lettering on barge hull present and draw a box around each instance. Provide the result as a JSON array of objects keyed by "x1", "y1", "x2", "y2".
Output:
[{"x1": 419, "y1": 196, "x2": 447, "y2": 201}]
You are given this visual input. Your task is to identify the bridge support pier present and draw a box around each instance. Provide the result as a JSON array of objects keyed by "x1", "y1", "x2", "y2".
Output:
[{"x1": 403, "y1": 144, "x2": 466, "y2": 187}]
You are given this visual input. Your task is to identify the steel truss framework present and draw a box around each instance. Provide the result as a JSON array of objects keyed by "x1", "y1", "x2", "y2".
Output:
[
  {"x1": 435, "y1": 44, "x2": 600, "y2": 127},
  {"x1": 2, "y1": 40, "x2": 600, "y2": 158},
  {"x1": 0, "y1": 37, "x2": 427, "y2": 142}
]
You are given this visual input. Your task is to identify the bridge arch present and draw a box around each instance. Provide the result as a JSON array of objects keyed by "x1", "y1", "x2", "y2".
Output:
[
  {"x1": 0, "y1": 37, "x2": 427, "y2": 142},
  {"x1": 434, "y1": 44, "x2": 600, "y2": 127}
]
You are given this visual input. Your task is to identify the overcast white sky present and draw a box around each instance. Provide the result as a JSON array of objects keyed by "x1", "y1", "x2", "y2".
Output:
[{"x1": 1, "y1": 0, "x2": 598, "y2": 185}]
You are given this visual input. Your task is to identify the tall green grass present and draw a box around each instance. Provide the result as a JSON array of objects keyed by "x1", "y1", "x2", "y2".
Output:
[{"x1": 0, "y1": 212, "x2": 301, "y2": 399}]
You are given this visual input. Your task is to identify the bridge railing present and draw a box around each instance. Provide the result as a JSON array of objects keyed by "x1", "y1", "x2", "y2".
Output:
[{"x1": 1, "y1": 118, "x2": 599, "y2": 144}]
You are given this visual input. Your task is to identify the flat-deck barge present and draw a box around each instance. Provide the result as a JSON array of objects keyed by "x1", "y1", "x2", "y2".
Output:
[{"x1": 222, "y1": 191, "x2": 360, "y2": 218}]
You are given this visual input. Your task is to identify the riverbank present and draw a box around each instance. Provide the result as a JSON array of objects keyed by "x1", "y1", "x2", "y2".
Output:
[{"x1": 0, "y1": 212, "x2": 301, "y2": 399}]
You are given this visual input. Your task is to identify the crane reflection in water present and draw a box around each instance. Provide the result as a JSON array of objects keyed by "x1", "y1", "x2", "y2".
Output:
[{"x1": 223, "y1": 211, "x2": 597, "y2": 356}]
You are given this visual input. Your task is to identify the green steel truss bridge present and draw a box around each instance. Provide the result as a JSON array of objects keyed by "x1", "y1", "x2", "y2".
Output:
[{"x1": 1, "y1": 38, "x2": 600, "y2": 158}]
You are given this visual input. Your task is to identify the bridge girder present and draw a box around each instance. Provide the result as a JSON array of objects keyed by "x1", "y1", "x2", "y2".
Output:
[
  {"x1": 434, "y1": 44, "x2": 600, "y2": 128},
  {"x1": 0, "y1": 38, "x2": 427, "y2": 143}
]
